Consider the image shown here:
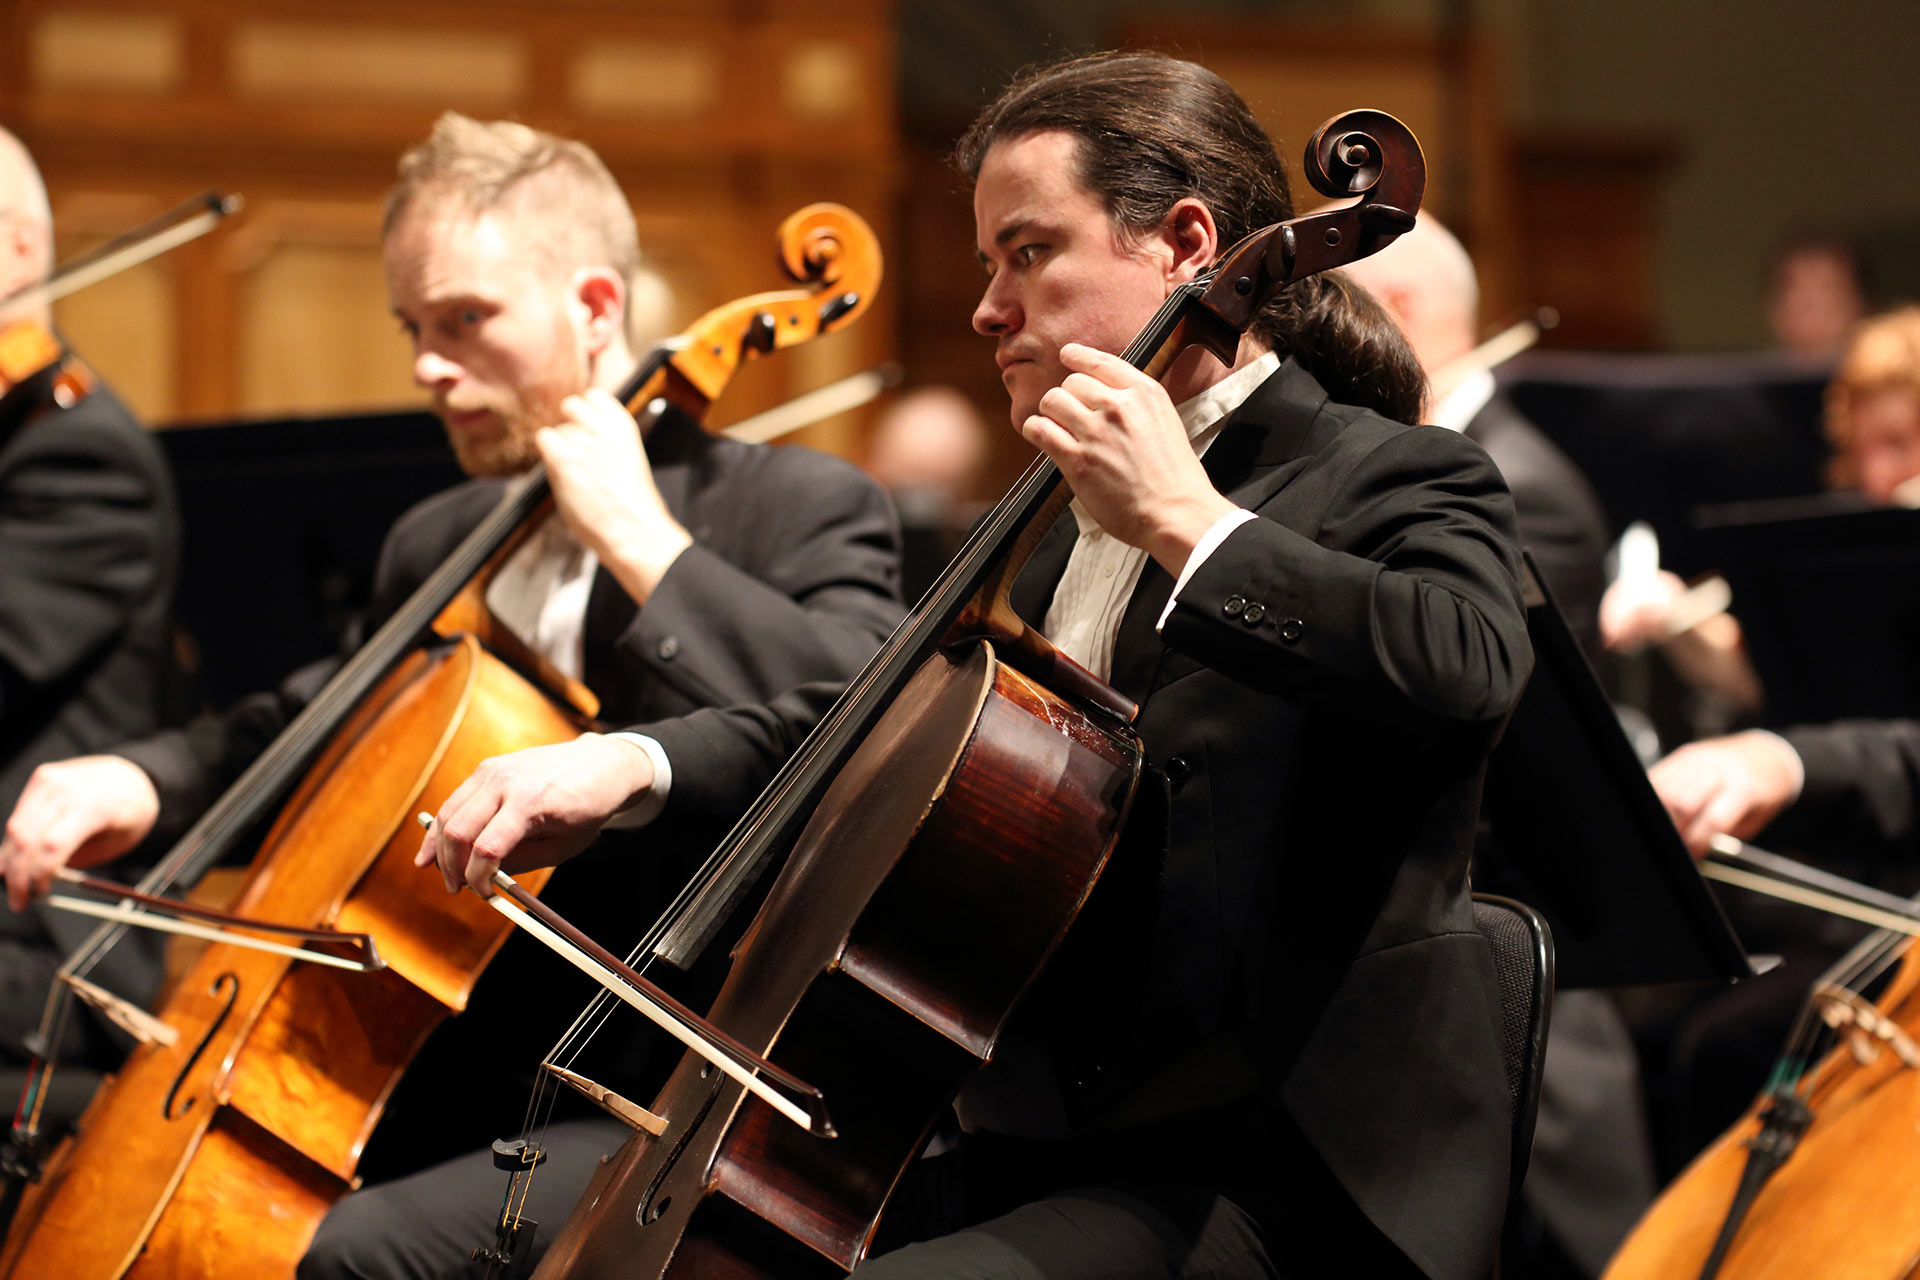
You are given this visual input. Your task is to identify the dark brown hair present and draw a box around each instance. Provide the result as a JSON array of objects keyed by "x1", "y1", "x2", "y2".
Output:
[{"x1": 955, "y1": 52, "x2": 1425, "y2": 423}]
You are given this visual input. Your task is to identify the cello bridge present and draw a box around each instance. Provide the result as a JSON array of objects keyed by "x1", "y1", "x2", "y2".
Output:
[{"x1": 1813, "y1": 984, "x2": 1920, "y2": 1069}]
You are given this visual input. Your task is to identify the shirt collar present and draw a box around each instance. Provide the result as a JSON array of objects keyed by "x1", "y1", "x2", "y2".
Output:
[
  {"x1": 1427, "y1": 366, "x2": 1496, "y2": 434},
  {"x1": 1071, "y1": 349, "x2": 1283, "y2": 537}
]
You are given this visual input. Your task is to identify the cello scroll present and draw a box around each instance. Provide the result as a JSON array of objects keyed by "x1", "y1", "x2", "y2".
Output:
[{"x1": 654, "y1": 204, "x2": 881, "y2": 414}]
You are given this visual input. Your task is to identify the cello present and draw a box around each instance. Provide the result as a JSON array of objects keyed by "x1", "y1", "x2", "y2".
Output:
[
  {"x1": 0, "y1": 203, "x2": 881, "y2": 1279},
  {"x1": 0, "y1": 194, "x2": 239, "y2": 441},
  {"x1": 469, "y1": 109, "x2": 1426, "y2": 1278},
  {"x1": 1604, "y1": 839, "x2": 1920, "y2": 1280}
]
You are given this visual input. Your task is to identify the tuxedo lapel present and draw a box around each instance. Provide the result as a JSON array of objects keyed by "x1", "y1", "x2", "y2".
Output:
[{"x1": 1200, "y1": 357, "x2": 1330, "y2": 512}]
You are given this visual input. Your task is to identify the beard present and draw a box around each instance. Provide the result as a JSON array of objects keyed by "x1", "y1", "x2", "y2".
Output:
[{"x1": 441, "y1": 316, "x2": 587, "y2": 478}]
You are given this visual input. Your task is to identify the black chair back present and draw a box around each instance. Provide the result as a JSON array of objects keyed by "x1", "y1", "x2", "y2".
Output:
[{"x1": 1472, "y1": 893, "x2": 1554, "y2": 1204}]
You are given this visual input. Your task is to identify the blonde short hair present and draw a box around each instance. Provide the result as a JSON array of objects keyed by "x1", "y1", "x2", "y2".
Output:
[
  {"x1": 1825, "y1": 306, "x2": 1920, "y2": 489},
  {"x1": 386, "y1": 113, "x2": 663, "y2": 340}
]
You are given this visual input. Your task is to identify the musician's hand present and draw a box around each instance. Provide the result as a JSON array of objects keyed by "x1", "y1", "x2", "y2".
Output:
[
  {"x1": 1, "y1": 756, "x2": 160, "y2": 912},
  {"x1": 414, "y1": 733, "x2": 657, "y2": 897},
  {"x1": 1600, "y1": 569, "x2": 1688, "y2": 653},
  {"x1": 1022, "y1": 343, "x2": 1239, "y2": 575},
  {"x1": 538, "y1": 389, "x2": 692, "y2": 605},
  {"x1": 1648, "y1": 731, "x2": 1804, "y2": 857}
]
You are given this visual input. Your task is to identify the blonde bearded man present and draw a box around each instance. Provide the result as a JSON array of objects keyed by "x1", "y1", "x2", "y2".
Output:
[{"x1": 0, "y1": 114, "x2": 902, "y2": 1279}]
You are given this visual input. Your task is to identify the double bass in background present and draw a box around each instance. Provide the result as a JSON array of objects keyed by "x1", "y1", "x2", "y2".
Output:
[
  {"x1": 0, "y1": 112, "x2": 895, "y2": 1279},
  {"x1": 433, "y1": 51, "x2": 1531, "y2": 1280}
]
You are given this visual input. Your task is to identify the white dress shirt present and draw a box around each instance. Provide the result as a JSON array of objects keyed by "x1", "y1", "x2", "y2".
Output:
[
  {"x1": 1042, "y1": 351, "x2": 1277, "y2": 677},
  {"x1": 1426, "y1": 366, "x2": 1495, "y2": 436},
  {"x1": 482, "y1": 495, "x2": 672, "y2": 826}
]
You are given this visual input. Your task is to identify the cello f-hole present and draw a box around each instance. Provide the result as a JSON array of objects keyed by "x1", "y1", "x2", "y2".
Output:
[
  {"x1": 162, "y1": 973, "x2": 239, "y2": 1121},
  {"x1": 638, "y1": 1085, "x2": 720, "y2": 1226}
]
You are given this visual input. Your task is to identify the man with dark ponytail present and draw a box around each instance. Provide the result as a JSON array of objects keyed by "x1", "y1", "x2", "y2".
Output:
[
  {"x1": 848, "y1": 52, "x2": 1534, "y2": 1280},
  {"x1": 409, "y1": 50, "x2": 1534, "y2": 1280}
]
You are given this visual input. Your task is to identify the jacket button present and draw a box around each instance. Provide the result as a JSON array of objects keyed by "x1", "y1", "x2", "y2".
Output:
[
  {"x1": 1279, "y1": 617, "x2": 1304, "y2": 643},
  {"x1": 1164, "y1": 755, "x2": 1191, "y2": 790},
  {"x1": 1242, "y1": 602, "x2": 1266, "y2": 625},
  {"x1": 657, "y1": 636, "x2": 680, "y2": 661},
  {"x1": 1222, "y1": 595, "x2": 1246, "y2": 618}
]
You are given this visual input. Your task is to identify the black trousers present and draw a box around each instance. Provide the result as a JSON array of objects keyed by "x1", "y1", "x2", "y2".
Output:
[
  {"x1": 298, "y1": 1115, "x2": 1426, "y2": 1280},
  {"x1": 854, "y1": 1177, "x2": 1277, "y2": 1280},
  {"x1": 298, "y1": 1117, "x2": 628, "y2": 1280},
  {"x1": 852, "y1": 1121, "x2": 1423, "y2": 1280}
]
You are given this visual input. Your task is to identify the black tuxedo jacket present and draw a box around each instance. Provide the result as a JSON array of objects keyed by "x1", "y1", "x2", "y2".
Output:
[
  {"x1": 1464, "y1": 392, "x2": 1610, "y2": 658},
  {"x1": 1, "y1": 372, "x2": 178, "y2": 818},
  {"x1": 1, "y1": 368, "x2": 178, "y2": 1019},
  {"x1": 1772, "y1": 719, "x2": 1920, "y2": 860},
  {"x1": 1007, "y1": 360, "x2": 1531, "y2": 1280}
]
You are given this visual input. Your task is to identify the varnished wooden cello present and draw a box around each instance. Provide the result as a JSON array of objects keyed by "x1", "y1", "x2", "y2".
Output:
[
  {"x1": 0, "y1": 203, "x2": 881, "y2": 1279},
  {"x1": 1605, "y1": 840, "x2": 1920, "y2": 1280},
  {"x1": 468, "y1": 109, "x2": 1426, "y2": 1278}
]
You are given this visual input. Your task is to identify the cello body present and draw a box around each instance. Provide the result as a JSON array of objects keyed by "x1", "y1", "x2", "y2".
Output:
[
  {"x1": 1604, "y1": 943, "x2": 1920, "y2": 1280},
  {"x1": 536, "y1": 641, "x2": 1142, "y2": 1277},
  {"x1": 0, "y1": 637, "x2": 577, "y2": 1278}
]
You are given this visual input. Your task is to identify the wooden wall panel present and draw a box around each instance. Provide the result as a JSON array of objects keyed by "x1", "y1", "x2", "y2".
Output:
[
  {"x1": 1123, "y1": 22, "x2": 1525, "y2": 331},
  {"x1": 7, "y1": 0, "x2": 899, "y2": 456}
]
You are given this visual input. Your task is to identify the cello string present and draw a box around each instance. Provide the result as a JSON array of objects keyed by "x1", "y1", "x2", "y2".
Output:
[{"x1": 1776, "y1": 926, "x2": 1910, "y2": 1096}]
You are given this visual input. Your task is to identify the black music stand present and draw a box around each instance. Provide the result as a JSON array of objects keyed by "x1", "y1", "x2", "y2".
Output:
[
  {"x1": 1476, "y1": 555, "x2": 1753, "y2": 989},
  {"x1": 1694, "y1": 497, "x2": 1920, "y2": 728}
]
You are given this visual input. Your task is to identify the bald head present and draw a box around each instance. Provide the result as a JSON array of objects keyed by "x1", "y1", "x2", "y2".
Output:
[
  {"x1": 0, "y1": 128, "x2": 53, "y2": 307},
  {"x1": 866, "y1": 387, "x2": 990, "y2": 502},
  {"x1": 1338, "y1": 214, "x2": 1479, "y2": 387}
]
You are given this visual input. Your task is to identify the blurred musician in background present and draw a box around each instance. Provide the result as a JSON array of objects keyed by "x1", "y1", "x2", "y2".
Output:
[
  {"x1": 1601, "y1": 306, "x2": 1920, "y2": 712},
  {"x1": 1656, "y1": 311, "x2": 1920, "y2": 849},
  {"x1": 863, "y1": 384, "x2": 991, "y2": 601},
  {"x1": 1766, "y1": 230, "x2": 1872, "y2": 364},
  {"x1": 1344, "y1": 216, "x2": 1652, "y2": 1280},
  {"x1": 1621, "y1": 309, "x2": 1920, "y2": 1168},
  {"x1": 0, "y1": 113, "x2": 902, "y2": 1278},
  {"x1": 0, "y1": 127, "x2": 179, "y2": 1084},
  {"x1": 1339, "y1": 213, "x2": 1610, "y2": 656}
]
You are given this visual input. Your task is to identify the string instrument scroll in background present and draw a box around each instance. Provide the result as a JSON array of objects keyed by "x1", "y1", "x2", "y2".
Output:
[
  {"x1": 0, "y1": 203, "x2": 881, "y2": 1280},
  {"x1": 491, "y1": 109, "x2": 1426, "y2": 1279}
]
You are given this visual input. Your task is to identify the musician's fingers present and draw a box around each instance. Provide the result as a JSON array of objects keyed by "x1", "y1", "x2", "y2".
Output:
[
  {"x1": 436, "y1": 763, "x2": 520, "y2": 890},
  {"x1": 26, "y1": 804, "x2": 100, "y2": 875},
  {"x1": 2, "y1": 837, "x2": 28, "y2": 914},
  {"x1": 1677, "y1": 801, "x2": 1722, "y2": 858},
  {"x1": 1020, "y1": 413, "x2": 1078, "y2": 463},
  {"x1": 412, "y1": 824, "x2": 436, "y2": 870},
  {"x1": 462, "y1": 802, "x2": 540, "y2": 898},
  {"x1": 1058, "y1": 341, "x2": 1148, "y2": 388}
]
